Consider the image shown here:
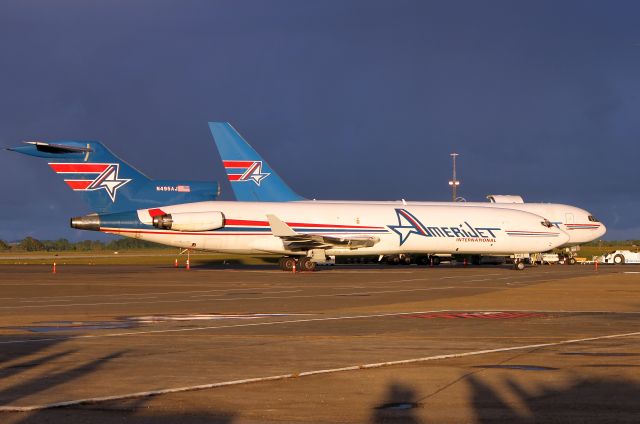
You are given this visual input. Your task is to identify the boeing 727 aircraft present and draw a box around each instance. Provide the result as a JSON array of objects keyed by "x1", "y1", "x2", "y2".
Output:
[
  {"x1": 208, "y1": 122, "x2": 606, "y2": 250},
  {"x1": 70, "y1": 200, "x2": 569, "y2": 271},
  {"x1": 8, "y1": 128, "x2": 572, "y2": 271}
]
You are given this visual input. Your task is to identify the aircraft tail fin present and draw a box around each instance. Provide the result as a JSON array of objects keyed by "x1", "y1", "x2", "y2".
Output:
[
  {"x1": 208, "y1": 122, "x2": 305, "y2": 202},
  {"x1": 7, "y1": 140, "x2": 219, "y2": 213}
]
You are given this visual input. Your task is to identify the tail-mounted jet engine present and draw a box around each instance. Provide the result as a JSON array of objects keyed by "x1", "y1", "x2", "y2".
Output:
[{"x1": 152, "y1": 211, "x2": 225, "y2": 232}]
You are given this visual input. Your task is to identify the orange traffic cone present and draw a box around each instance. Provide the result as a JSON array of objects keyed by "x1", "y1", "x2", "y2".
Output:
[{"x1": 52, "y1": 262, "x2": 56, "y2": 274}]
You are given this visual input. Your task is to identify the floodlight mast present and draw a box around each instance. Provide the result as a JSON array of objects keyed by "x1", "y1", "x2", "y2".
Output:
[{"x1": 448, "y1": 152, "x2": 460, "y2": 201}]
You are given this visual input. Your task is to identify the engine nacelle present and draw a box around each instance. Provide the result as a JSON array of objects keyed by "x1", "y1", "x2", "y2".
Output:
[{"x1": 152, "y1": 211, "x2": 225, "y2": 232}]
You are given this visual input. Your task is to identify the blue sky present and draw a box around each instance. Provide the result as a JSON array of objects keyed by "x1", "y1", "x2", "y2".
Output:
[{"x1": 1, "y1": 0, "x2": 639, "y2": 241}]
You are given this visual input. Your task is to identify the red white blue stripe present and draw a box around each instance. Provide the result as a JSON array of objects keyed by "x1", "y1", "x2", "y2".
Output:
[{"x1": 506, "y1": 230, "x2": 561, "y2": 237}]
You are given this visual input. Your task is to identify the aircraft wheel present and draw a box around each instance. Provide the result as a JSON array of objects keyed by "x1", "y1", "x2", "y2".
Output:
[
  {"x1": 401, "y1": 256, "x2": 412, "y2": 265},
  {"x1": 299, "y1": 257, "x2": 316, "y2": 272},
  {"x1": 281, "y1": 257, "x2": 297, "y2": 271},
  {"x1": 416, "y1": 256, "x2": 430, "y2": 266},
  {"x1": 514, "y1": 260, "x2": 526, "y2": 271},
  {"x1": 430, "y1": 256, "x2": 441, "y2": 266},
  {"x1": 613, "y1": 254, "x2": 625, "y2": 265},
  {"x1": 387, "y1": 256, "x2": 400, "y2": 265},
  {"x1": 567, "y1": 257, "x2": 577, "y2": 265}
]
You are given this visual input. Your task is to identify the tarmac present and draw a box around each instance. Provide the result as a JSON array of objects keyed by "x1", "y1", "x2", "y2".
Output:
[{"x1": 0, "y1": 263, "x2": 639, "y2": 423}]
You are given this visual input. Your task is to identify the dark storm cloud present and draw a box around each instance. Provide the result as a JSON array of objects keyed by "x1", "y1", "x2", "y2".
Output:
[{"x1": 1, "y1": 0, "x2": 639, "y2": 240}]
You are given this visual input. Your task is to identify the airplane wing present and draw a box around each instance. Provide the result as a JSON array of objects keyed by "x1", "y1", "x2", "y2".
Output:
[{"x1": 266, "y1": 214, "x2": 380, "y2": 251}]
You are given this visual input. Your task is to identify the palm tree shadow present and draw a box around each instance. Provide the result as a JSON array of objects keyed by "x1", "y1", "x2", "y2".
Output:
[
  {"x1": 468, "y1": 373, "x2": 640, "y2": 423},
  {"x1": 0, "y1": 350, "x2": 126, "y2": 405},
  {"x1": 0, "y1": 333, "x2": 237, "y2": 423}
]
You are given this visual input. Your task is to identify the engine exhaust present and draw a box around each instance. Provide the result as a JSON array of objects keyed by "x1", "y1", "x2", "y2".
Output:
[{"x1": 70, "y1": 214, "x2": 101, "y2": 231}]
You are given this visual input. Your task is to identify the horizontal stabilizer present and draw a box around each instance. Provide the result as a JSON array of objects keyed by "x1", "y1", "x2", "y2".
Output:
[{"x1": 24, "y1": 141, "x2": 93, "y2": 154}]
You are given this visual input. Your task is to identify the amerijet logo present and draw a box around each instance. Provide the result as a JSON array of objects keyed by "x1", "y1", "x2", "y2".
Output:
[
  {"x1": 223, "y1": 160, "x2": 270, "y2": 186},
  {"x1": 388, "y1": 209, "x2": 431, "y2": 245},
  {"x1": 388, "y1": 208, "x2": 502, "y2": 245},
  {"x1": 49, "y1": 163, "x2": 131, "y2": 202}
]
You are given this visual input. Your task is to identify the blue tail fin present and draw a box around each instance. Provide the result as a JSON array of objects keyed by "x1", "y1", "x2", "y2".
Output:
[
  {"x1": 208, "y1": 122, "x2": 304, "y2": 201},
  {"x1": 7, "y1": 140, "x2": 219, "y2": 213}
]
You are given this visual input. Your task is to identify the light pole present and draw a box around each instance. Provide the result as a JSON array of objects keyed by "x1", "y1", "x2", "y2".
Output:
[{"x1": 448, "y1": 152, "x2": 460, "y2": 202}]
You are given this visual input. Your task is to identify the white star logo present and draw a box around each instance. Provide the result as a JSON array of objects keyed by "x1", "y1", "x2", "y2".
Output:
[
  {"x1": 388, "y1": 209, "x2": 431, "y2": 245},
  {"x1": 86, "y1": 164, "x2": 131, "y2": 202},
  {"x1": 240, "y1": 161, "x2": 270, "y2": 186}
]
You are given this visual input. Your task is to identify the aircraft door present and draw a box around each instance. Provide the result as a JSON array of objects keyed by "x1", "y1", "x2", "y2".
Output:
[{"x1": 565, "y1": 213, "x2": 574, "y2": 225}]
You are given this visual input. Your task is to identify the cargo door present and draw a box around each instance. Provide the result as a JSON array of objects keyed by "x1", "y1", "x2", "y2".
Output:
[{"x1": 565, "y1": 213, "x2": 574, "y2": 225}]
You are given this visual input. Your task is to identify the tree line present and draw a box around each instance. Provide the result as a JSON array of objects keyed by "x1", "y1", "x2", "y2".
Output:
[
  {"x1": 0, "y1": 237, "x2": 635, "y2": 253},
  {"x1": 0, "y1": 237, "x2": 168, "y2": 252}
]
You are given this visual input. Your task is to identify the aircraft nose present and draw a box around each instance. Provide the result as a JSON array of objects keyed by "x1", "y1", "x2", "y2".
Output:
[{"x1": 597, "y1": 222, "x2": 607, "y2": 239}]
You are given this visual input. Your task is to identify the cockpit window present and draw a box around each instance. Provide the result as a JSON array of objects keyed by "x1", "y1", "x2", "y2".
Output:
[
  {"x1": 541, "y1": 219, "x2": 553, "y2": 228},
  {"x1": 588, "y1": 215, "x2": 599, "y2": 222}
]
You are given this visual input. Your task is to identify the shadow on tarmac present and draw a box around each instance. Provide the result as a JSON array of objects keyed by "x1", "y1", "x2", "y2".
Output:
[
  {"x1": 2, "y1": 341, "x2": 640, "y2": 423},
  {"x1": 0, "y1": 335, "x2": 128, "y2": 407},
  {"x1": 369, "y1": 375, "x2": 640, "y2": 424},
  {"x1": 467, "y1": 373, "x2": 640, "y2": 423},
  {"x1": 371, "y1": 382, "x2": 422, "y2": 424},
  {"x1": 0, "y1": 333, "x2": 235, "y2": 423}
]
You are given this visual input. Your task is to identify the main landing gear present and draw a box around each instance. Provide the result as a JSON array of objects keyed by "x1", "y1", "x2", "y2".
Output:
[
  {"x1": 278, "y1": 257, "x2": 317, "y2": 272},
  {"x1": 513, "y1": 259, "x2": 526, "y2": 271}
]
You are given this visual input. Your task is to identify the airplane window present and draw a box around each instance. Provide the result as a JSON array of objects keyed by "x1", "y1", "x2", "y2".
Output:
[
  {"x1": 588, "y1": 215, "x2": 599, "y2": 222},
  {"x1": 541, "y1": 219, "x2": 553, "y2": 228}
]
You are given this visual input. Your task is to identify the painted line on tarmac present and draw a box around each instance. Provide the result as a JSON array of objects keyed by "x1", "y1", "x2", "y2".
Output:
[
  {"x1": 5, "y1": 306, "x2": 636, "y2": 346},
  {"x1": 0, "y1": 285, "x2": 487, "y2": 310},
  {"x1": 4, "y1": 286, "x2": 279, "y2": 301},
  {"x1": 0, "y1": 276, "x2": 445, "y2": 305},
  {"x1": 192, "y1": 289, "x2": 303, "y2": 298},
  {"x1": 0, "y1": 309, "x2": 456, "y2": 345},
  {"x1": 5, "y1": 308, "x2": 640, "y2": 345},
  {"x1": 470, "y1": 308, "x2": 640, "y2": 314},
  {"x1": 1, "y1": 330, "x2": 639, "y2": 412}
]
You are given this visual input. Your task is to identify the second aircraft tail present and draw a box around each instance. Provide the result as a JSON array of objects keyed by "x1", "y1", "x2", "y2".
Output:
[{"x1": 208, "y1": 122, "x2": 304, "y2": 202}]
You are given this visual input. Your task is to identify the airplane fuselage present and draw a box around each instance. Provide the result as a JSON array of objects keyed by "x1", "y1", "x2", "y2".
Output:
[
  {"x1": 83, "y1": 201, "x2": 570, "y2": 256},
  {"x1": 293, "y1": 200, "x2": 605, "y2": 247}
]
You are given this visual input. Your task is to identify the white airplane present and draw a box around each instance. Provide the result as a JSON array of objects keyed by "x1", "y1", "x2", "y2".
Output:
[
  {"x1": 208, "y1": 122, "x2": 607, "y2": 252},
  {"x1": 71, "y1": 200, "x2": 569, "y2": 271}
]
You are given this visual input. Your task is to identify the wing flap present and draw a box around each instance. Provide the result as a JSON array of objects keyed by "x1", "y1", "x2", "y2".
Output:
[{"x1": 266, "y1": 214, "x2": 380, "y2": 251}]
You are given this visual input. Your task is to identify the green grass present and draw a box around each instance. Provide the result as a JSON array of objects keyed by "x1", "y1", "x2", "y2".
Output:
[
  {"x1": 0, "y1": 249, "x2": 278, "y2": 266},
  {"x1": 2, "y1": 243, "x2": 637, "y2": 266}
]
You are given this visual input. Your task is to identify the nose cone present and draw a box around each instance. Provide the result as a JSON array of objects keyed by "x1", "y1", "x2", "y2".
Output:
[{"x1": 596, "y1": 222, "x2": 607, "y2": 239}]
